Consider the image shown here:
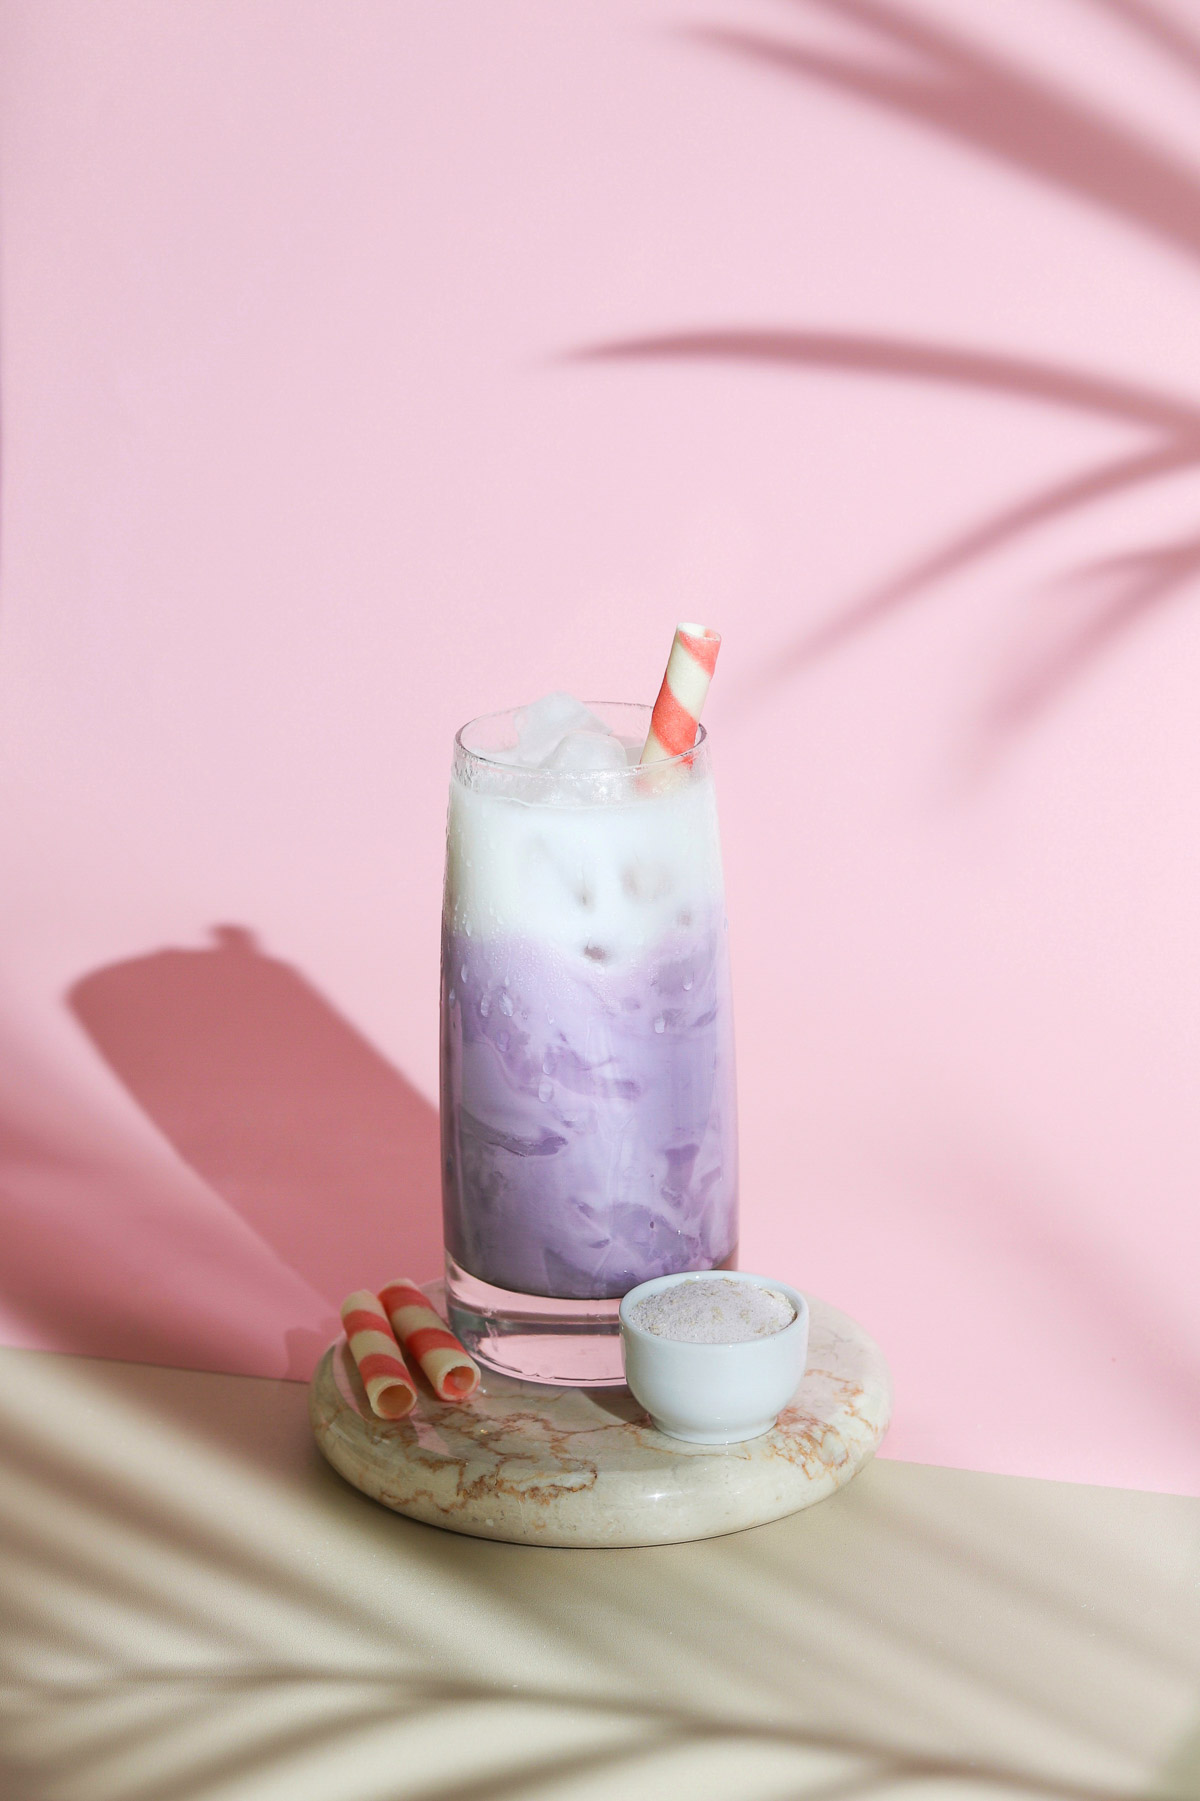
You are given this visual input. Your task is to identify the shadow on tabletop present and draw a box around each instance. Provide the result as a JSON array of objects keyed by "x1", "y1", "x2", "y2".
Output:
[{"x1": 2, "y1": 1342, "x2": 1199, "y2": 1799}]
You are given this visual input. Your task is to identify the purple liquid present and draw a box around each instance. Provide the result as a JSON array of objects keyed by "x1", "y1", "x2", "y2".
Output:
[{"x1": 440, "y1": 916, "x2": 738, "y2": 1300}]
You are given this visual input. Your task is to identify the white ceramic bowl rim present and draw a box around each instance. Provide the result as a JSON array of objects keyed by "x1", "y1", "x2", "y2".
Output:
[{"x1": 619, "y1": 1271, "x2": 809, "y2": 1351}]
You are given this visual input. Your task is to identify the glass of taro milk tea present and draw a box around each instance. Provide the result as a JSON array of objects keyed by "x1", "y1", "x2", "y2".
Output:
[{"x1": 441, "y1": 692, "x2": 738, "y2": 1384}]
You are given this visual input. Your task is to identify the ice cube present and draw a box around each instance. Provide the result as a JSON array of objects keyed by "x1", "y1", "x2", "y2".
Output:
[
  {"x1": 513, "y1": 692, "x2": 609, "y2": 766},
  {"x1": 546, "y1": 729, "x2": 629, "y2": 773}
]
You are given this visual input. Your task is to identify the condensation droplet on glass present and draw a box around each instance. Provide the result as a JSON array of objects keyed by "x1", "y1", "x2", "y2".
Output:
[
  {"x1": 447, "y1": 988, "x2": 456, "y2": 1006},
  {"x1": 479, "y1": 994, "x2": 491, "y2": 1018},
  {"x1": 653, "y1": 1015, "x2": 666, "y2": 1033},
  {"x1": 460, "y1": 965, "x2": 468, "y2": 984},
  {"x1": 538, "y1": 1078, "x2": 554, "y2": 1103},
  {"x1": 682, "y1": 978, "x2": 693, "y2": 991},
  {"x1": 498, "y1": 992, "x2": 513, "y2": 1016}
]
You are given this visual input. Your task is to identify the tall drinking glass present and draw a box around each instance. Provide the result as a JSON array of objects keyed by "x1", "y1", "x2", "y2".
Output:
[{"x1": 441, "y1": 701, "x2": 737, "y2": 1384}]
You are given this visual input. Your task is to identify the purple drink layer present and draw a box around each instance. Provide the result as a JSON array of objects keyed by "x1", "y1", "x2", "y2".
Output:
[{"x1": 441, "y1": 916, "x2": 737, "y2": 1300}]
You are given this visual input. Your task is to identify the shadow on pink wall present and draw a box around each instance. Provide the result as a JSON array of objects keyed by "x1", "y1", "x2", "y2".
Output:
[
  {"x1": 45, "y1": 927, "x2": 443, "y2": 1378},
  {"x1": 579, "y1": 0, "x2": 1200, "y2": 750}
]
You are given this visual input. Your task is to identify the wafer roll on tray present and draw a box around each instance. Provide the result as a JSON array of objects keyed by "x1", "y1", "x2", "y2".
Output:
[
  {"x1": 380, "y1": 1278, "x2": 482, "y2": 1401},
  {"x1": 339, "y1": 1284, "x2": 481, "y2": 1418},
  {"x1": 339, "y1": 1291, "x2": 418, "y2": 1420}
]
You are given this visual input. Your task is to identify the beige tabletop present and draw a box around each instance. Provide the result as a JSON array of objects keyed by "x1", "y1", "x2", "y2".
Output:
[{"x1": 1, "y1": 1343, "x2": 1198, "y2": 1801}]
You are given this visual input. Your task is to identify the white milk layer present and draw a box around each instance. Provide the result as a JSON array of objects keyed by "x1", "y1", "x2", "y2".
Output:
[{"x1": 444, "y1": 768, "x2": 724, "y2": 962}]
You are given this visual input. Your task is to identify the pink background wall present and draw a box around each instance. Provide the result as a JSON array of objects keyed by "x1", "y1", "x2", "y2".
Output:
[{"x1": 3, "y1": 0, "x2": 1200, "y2": 1494}]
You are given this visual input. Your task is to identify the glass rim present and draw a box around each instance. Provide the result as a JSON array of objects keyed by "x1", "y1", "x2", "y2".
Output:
[{"x1": 454, "y1": 700, "x2": 709, "y2": 778}]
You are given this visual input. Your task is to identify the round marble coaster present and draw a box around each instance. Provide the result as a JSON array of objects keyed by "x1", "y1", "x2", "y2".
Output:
[{"x1": 311, "y1": 1292, "x2": 890, "y2": 1548}]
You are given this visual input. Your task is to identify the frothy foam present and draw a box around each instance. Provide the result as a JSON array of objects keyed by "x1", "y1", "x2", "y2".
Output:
[{"x1": 446, "y1": 754, "x2": 724, "y2": 961}]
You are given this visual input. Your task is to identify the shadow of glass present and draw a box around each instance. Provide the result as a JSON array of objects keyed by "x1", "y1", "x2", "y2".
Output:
[{"x1": 64, "y1": 925, "x2": 442, "y2": 1376}]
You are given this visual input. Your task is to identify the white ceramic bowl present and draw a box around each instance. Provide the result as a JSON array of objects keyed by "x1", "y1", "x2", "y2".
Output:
[{"x1": 619, "y1": 1271, "x2": 810, "y2": 1444}]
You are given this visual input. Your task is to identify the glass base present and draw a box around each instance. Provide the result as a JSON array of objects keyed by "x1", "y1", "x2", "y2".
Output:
[{"x1": 444, "y1": 1256, "x2": 625, "y2": 1387}]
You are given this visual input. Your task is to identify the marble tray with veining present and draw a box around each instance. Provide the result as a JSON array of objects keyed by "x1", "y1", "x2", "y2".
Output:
[{"x1": 310, "y1": 1289, "x2": 891, "y2": 1548}]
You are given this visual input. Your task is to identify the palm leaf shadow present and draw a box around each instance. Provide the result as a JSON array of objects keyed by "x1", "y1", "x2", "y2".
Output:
[
  {"x1": 10, "y1": 1667, "x2": 1178, "y2": 1801},
  {"x1": 4, "y1": 1349, "x2": 1193, "y2": 1801},
  {"x1": 1088, "y1": 0, "x2": 1200, "y2": 90},
  {"x1": 989, "y1": 529, "x2": 1200, "y2": 731},
  {"x1": 706, "y1": 0, "x2": 1200, "y2": 264},
  {"x1": 575, "y1": 0, "x2": 1200, "y2": 735}
]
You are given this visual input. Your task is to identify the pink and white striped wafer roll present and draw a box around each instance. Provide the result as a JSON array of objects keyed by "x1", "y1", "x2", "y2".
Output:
[
  {"x1": 340, "y1": 1290, "x2": 418, "y2": 1419},
  {"x1": 379, "y1": 1278, "x2": 481, "y2": 1402},
  {"x1": 641, "y1": 623, "x2": 722, "y2": 764}
]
